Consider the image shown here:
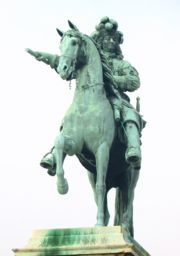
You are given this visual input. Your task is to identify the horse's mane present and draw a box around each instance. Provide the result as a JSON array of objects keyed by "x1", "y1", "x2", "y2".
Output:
[
  {"x1": 93, "y1": 40, "x2": 114, "y2": 83},
  {"x1": 64, "y1": 30, "x2": 117, "y2": 97},
  {"x1": 90, "y1": 38, "x2": 118, "y2": 97}
]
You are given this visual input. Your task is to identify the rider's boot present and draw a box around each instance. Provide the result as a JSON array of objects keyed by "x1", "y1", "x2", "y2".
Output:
[
  {"x1": 40, "y1": 149, "x2": 56, "y2": 176},
  {"x1": 125, "y1": 121, "x2": 141, "y2": 167}
]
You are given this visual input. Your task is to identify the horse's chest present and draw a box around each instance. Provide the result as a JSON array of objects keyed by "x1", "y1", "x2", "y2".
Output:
[
  {"x1": 64, "y1": 103, "x2": 104, "y2": 136},
  {"x1": 63, "y1": 99, "x2": 114, "y2": 153},
  {"x1": 68, "y1": 103, "x2": 101, "y2": 123}
]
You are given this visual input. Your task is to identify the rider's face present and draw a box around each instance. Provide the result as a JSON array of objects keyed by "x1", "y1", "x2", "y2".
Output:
[{"x1": 102, "y1": 36, "x2": 117, "y2": 52}]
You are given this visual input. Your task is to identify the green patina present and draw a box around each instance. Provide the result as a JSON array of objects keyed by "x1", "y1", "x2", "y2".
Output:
[{"x1": 26, "y1": 17, "x2": 146, "y2": 239}]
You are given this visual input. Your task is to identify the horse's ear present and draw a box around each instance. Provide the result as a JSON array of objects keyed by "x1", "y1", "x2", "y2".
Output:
[
  {"x1": 56, "y1": 28, "x2": 64, "y2": 37},
  {"x1": 68, "y1": 20, "x2": 79, "y2": 31}
]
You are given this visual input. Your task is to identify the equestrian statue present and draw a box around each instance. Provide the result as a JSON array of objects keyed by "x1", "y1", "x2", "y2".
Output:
[{"x1": 26, "y1": 17, "x2": 146, "y2": 238}]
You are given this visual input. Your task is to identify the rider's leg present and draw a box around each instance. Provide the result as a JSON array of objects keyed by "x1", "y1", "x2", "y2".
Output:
[
  {"x1": 125, "y1": 121, "x2": 141, "y2": 165},
  {"x1": 109, "y1": 96, "x2": 121, "y2": 122}
]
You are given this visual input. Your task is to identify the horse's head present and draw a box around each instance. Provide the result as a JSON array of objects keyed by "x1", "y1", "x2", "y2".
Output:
[{"x1": 57, "y1": 21, "x2": 87, "y2": 81}]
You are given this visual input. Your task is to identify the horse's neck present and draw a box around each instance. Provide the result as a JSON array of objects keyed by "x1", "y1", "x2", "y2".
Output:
[{"x1": 76, "y1": 39, "x2": 103, "y2": 90}]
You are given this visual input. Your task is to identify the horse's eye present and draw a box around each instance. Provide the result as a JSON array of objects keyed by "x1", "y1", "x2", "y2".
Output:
[{"x1": 71, "y1": 38, "x2": 78, "y2": 46}]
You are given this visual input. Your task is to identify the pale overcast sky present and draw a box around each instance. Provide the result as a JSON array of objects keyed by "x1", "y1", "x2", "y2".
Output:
[{"x1": 0, "y1": 0, "x2": 180, "y2": 255}]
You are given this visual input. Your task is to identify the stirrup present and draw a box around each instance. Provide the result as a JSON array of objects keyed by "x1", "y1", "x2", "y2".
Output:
[{"x1": 40, "y1": 153, "x2": 55, "y2": 170}]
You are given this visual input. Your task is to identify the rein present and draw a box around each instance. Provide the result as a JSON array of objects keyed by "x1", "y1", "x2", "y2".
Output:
[
  {"x1": 76, "y1": 82, "x2": 104, "y2": 90},
  {"x1": 60, "y1": 54, "x2": 77, "y2": 67},
  {"x1": 60, "y1": 32, "x2": 103, "y2": 91},
  {"x1": 60, "y1": 54, "x2": 77, "y2": 87}
]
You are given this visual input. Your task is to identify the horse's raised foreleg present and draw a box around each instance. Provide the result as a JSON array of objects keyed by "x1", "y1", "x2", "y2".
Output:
[
  {"x1": 54, "y1": 134, "x2": 69, "y2": 194},
  {"x1": 95, "y1": 142, "x2": 110, "y2": 226}
]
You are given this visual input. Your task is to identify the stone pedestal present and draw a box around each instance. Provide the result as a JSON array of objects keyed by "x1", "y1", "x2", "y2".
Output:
[{"x1": 13, "y1": 226, "x2": 150, "y2": 256}]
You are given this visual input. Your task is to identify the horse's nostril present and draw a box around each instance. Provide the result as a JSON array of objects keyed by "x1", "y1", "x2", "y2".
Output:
[{"x1": 63, "y1": 65, "x2": 67, "y2": 71}]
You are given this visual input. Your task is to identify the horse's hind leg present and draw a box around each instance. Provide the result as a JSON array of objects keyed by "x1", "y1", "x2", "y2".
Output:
[
  {"x1": 88, "y1": 172, "x2": 110, "y2": 226},
  {"x1": 54, "y1": 134, "x2": 68, "y2": 194},
  {"x1": 122, "y1": 167, "x2": 140, "y2": 237},
  {"x1": 114, "y1": 188, "x2": 123, "y2": 226},
  {"x1": 95, "y1": 142, "x2": 110, "y2": 226}
]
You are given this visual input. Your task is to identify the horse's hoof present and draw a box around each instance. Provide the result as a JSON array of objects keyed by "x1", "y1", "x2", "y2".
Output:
[
  {"x1": 95, "y1": 220, "x2": 104, "y2": 226},
  {"x1": 57, "y1": 179, "x2": 69, "y2": 194},
  {"x1": 121, "y1": 224, "x2": 132, "y2": 239},
  {"x1": 95, "y1": 223, "x2": 101, "y2": 227}
]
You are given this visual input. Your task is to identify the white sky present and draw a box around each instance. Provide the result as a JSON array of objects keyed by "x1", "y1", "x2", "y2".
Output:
[{"x1": 0, "y1": 0, "x2": 180, "y2": 255}]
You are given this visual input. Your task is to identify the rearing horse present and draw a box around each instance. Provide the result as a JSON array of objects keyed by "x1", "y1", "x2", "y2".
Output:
[
  {"x1": 55, "y1": 23, "x2": 115, "y2": 227},
  {"x1": 54, "y1": 21, "x2": 139, "y2": 237},
  {"x1": 27, "y1": 21, "x2": 140, "y2": 237}
]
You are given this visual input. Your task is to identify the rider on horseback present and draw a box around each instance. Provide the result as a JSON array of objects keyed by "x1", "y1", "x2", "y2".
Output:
[
  {"x1": 28, "y1": 17, "x2": 145, "y2": 172},
  {"x1": 90, "y1": 17, "x2": 145, "y2": 167}
]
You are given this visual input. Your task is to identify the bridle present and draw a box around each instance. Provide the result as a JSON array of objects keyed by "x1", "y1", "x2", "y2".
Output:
[{"x1": 60, "y1": 34, "x2": 84, "y2": 85}]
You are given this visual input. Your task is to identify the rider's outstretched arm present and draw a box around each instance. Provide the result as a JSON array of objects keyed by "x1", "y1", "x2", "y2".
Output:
[{"x1": 26, "y1": 48, "x2": 59, "y2": 72}]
